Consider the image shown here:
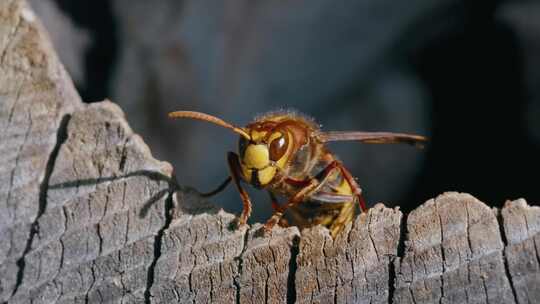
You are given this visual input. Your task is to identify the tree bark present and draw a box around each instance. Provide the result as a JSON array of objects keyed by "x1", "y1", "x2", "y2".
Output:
[{"x1": 1, "y1": 1, "x2": 539, "y2": 303}]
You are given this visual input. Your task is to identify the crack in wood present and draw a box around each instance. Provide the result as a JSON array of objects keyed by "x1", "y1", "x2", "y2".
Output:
[
  {"x1": 11, "y1": 114, "x2": 71, "y2": 300},
  {"x1": 85, "y1": 262, "x2": 96, "y2": 304},
  {"x1": 233, "y1": 227, "x2": 250, "y2": 304},
  {"x1": 521, "y1": 206, "x2": 540, "y2": 277},
  {"x1": 389, "y1": 211, "x2": 406, "y2": 304},
  {"x1": 6, "y1": 109, "x2": 32, "y2": 222},
  {"x1": 435, "y1": 200, "x2": 446, "y2": 304},
  {"x1": 1, "y1": 2, "x2": 540, "y2": 302},
  {"x1": 144, "y1": 188, "x2": 176, "y2": 304},
  {"x1": 287, "y1": 234, "x2": 300, "y2": 304},
  {"x1": 497, "y1": 208, "x2": 520, "y2": 304}
]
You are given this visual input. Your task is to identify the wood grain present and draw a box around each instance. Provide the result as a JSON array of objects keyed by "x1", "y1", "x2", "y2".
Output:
[{"x1": 1, "y1": 1, "x2": 539, "y2": 303}]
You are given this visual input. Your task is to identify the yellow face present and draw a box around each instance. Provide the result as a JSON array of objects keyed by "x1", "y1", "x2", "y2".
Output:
[{"x1": 238, "y1": 129, "x2": 291, "y2": 188}]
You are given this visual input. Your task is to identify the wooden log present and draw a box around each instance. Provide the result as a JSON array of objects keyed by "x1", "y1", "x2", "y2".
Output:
[
  {"x1": 500, "y1": 199, "x2": 540, "y2": 304},
  {"x1": 393, "y1": 193, "x2": 515, "y2": 304},
  {"x1": 1, "y1": 1, "x2": 539, "y2": 303},
  {"x1": 0, "y1": 0, "x2": 82, "y2": 301}
]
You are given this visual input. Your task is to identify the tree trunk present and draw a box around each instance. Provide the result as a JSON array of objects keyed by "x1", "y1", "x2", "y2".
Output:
[{"x1": 1, "y1": 1, "x2": 539, "y2": 303}]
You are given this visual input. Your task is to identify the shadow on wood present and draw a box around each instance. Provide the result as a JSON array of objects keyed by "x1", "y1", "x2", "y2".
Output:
[{"x1": 0, "y1": 1, "x2": 539, "y2": 303}]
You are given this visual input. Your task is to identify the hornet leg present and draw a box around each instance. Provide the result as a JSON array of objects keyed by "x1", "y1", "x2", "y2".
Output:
[
  {"x1": 227, "y1": 152, "x2": 252, "y2": 227},
  {"x1": 335, "y1": 162, "x2": 367, "y2": 212},
  {"x1": 267, "y1": 191, "x2": 290, "y2": 227},
  {"x1": 264, "y1": 162, "x2": 342, "y2": 232}
]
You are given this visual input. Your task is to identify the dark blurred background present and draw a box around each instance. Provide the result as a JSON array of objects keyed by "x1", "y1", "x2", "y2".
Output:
[{"x1": 30, "y1": 0, "x2": 540, "y2": 221}]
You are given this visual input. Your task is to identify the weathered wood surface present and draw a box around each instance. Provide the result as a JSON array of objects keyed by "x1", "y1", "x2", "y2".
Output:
[
  {"x1": 393, "y1": 193, "x2": 515, "y2": 304},
  {"x1": 1, "y1": 1, "x2": 539, "y2": 303},
  {"x1": 0, "y1": 0, "x2": 82, "y2": 301}
]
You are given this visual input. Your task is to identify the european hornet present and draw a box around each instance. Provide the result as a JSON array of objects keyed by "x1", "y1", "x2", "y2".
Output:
[{"x1": 169, "y1": 110, "x2": 426, "y2": 237}]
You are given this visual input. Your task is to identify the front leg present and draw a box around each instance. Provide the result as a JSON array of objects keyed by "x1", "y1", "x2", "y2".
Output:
[
  {"x1": 264, "y1": 180, "x2": 319, "y2": 232},
  {"x1": 264, "y1": 162, "x2": 341, "y2": 231},
  {"x1": 264, "y1": 160, "x2": 348, "y2": 231},
  {"x1": 268, "y1": 191, "x2": 282, "y2": 212},
  {"x1": 227, "y1": 152, "x2": 252, "y2": 227},
  {"x1": 267, "y1": 191, "x2": 290, "y2": 227}
]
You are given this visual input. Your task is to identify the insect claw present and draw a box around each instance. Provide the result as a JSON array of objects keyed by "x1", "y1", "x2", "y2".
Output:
[
  {"x1": 262, "y1": 227, "x2": 273, "y2": 237},
  {"x1": 235, "y1": 216, "x2": 249, "y2": 230},
  {"x1": 278, "y1": 218, "x2": 289, "y2": 228},
  {"x1": 264, "y1": 213, "x2": 283, "y2": 233},
  {"x1": 263, "y1": 222, "x2": 274, "y2": 233}
]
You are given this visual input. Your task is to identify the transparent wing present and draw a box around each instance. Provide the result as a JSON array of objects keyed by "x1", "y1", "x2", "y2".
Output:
[
  {"x1": 309, "y1": 191, "x2": 355, "y2": 204},
  {"x1": 319, "y1": 131, "x2": 427, "y2": 148}
]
